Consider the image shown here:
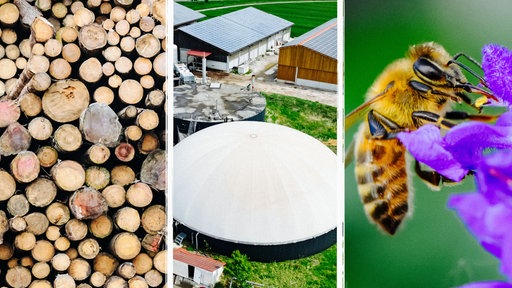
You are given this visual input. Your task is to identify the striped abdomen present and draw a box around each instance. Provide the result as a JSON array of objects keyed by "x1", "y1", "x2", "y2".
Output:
[{"x1": 354, "y1": 125, "x2": 411, "y2": 235}]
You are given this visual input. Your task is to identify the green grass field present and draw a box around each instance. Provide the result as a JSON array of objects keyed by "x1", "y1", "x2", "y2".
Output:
[{"x1": 177, "y1": 1, "x2": 337, "y2": 37}]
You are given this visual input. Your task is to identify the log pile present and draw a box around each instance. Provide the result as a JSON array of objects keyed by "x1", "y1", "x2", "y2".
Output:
[{"x1": 0, "y1": 0, "x2": 167, "y2": 287}]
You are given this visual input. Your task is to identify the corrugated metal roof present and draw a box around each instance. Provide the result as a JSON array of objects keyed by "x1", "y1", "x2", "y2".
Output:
[
  {"x1": 178, "y1": 7, "x2": 293, "y2": 54},
  {"x1": 283, "y1": 18, "x2": 337, "y2": 59},
  {"x1": 174, "y1": 248, "x2": 225, "y2": 272},
  {"x1": 174, "y1": 2, "x2": 206, "y2": 27}
]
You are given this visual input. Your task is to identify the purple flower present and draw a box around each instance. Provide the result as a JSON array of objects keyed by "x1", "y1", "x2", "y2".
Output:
[
  {"x1": 458, "y1": 282, "x2": 512, "y2": 288},
  {"x1": 482, "y1": 44, "x2": 512, "y2": 106}
]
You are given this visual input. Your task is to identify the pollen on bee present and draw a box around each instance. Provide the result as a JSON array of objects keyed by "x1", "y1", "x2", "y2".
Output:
[{"x1": 475, "y1": 96, "x2": 489, "y2": 108}]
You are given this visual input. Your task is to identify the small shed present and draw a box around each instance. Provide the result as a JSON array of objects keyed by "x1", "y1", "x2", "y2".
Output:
[
  {"x1": 173, "y1": 247, "x2": 225, "y2": 287},
  {"x1": 175, "y1": 7, "x2": 293, "y2": 72},
  {"x1": 277, "y1": 18, "x2": 338, "y2": 91}
]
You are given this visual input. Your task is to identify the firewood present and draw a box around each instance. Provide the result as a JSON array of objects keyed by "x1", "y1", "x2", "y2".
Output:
[
  {"x1": 78, "y1": 23, "x2": 107, "y2": 55},
  {"x1": 144, "y1": 89, "x2": 165, "y2": 108},
  {"x1": 152, "y1": 52, "x2": 165, "y2": 78},
  {"x1": 0, "y1": 58, "x2": 17, "y2": 80},
  {"x1": 9, "y1": 216, "x2": 27, "y2": 232},
  {"x1": 100, "y1": 2, "x2": 112, "y2": 15},
  {"x1": 11, "y1": 150, "x2": 40, "y2": 183},
  {"x1": 79, "y1": 57, "x2": 103, "y2": 83},
  {"x1": 134, "y1": 57, "x2": 151, "y2": 75},
  {"x1": 20, "y1": 92, "x2": 42, "y2": 117},
  {"x1": 110, "y1": 232, "x2": 141, "y2": 260},
  {"x1": 102, "y1": 62, "x2": 116, "y2": 77},
  {"x1": 80, "y1": 102, "x2": 122, "y2": 147},
  {"x1": 89, "y1": 214, "x2": 113, "y2": 239},
  {"x1": 25, "y1": 178, "x2": 57, "y2": 208},
  {"x1": 54, "y1": 274, "x2": 76, "y2": 288},
  {"x1": 31, "y1": 16, "x2": 55, "y2": 43},
  {"x1": 45, "y1": 202, "x2": 70, "y2": 226},
  {"x1": 52, "y1": 253, "x2": 71, "y2": 272},
  {"x1": 144, "y1": 269, "x2": 163, "y2": 288},
  {"x1": 117, "y1": 105, "x2": 140, "y2": 120},
  {"x1": 114, "y1": 207, "x2": 140, "y2": 232},
  {"x1": 120, "y1": 36, "x2": 135, "y2": 54},
  {"x1": 0, "y1": 243, "x2": 14, "y2": 260},
  {"x1": 70, "y1": 1, "x2": 84, "y2": 13},
  {"x1": 93, "y1": 252, "x2": 119, "y2": 276},
  {"x1": 0, "y1": 210, "x2": 8, "y2": 243},
  {"x1": 42, "y1": 79, "x2": 90, "y2": 123},
  {"x1": 31, "y1": 240, "x2": 55, "y2": 262},
  {"x1": 124, "y1": 125, "x2": 142, "y2": 142},
  {"x1": 53, "y1": 123, "x2": 83, "y2": 153},
  {"x1": 128, "y1": 276, "x2": 148, "y2": 288},
  {"x1": 51, "y1": 2, "x2": 68, "y2": 19},
  {"x1": 20, "y1": 257, "x2": 33, "y2": 269},
  {"x1": 45, "y1": 225, "x2": 61, "y2": 241},
  {"x1": 49, "y1": 58, "x2": 72, "y2": 80},
  {"x1": 35, "y1": 0, "x2": 51, "y2": 12},
  {"x1": 74, "y1": 7, "x2": 95, "y2": 27},
  {"x1": 140, "y1": 205, "x2": 165, "y2": 235},
  {"x1": 85, "y1": 166, "x2": 110, "y2": 190},
  {"x1": 137, "y1": 132, "x2": 159, "y2": 155},
  {"x1": 110, "y1": 165, "x2": 135, "y2": 186},
  {"x1": 14, "y1": 0, "x2": 42, "y2": 27},
  {"x1": 2, "y1": 28, "x2": 17, "y2": 44},
  {"x1": 114, "y1": 55, "x2": 132, "y2": 74},
  {"x1": 132, "y1": 252, "x2": 152, "y2": 275},
  {"x1": 68, "y1": 258, "x2": 91, "y2": 281},
  {"x1": 140, "y1": 74, "x2": 154, "y2": 90},
  {"x1": 136, "y1": 109, "x2": 159, "y2": 131},
  {"x1": 115, "y1": 19, "x2": 130, "y2": 36},
  {"x1": 6, "y1": 266, "x2": 32, "y2": 288},
  {"x1": 85, "y1": 143, "x2": 110, "y2": 165},
  {"x1": 140, "y1": 149, "x2": 165, "y2": 190},
  {"x1": 108, "y1": 74, "x2": 122, "y2": 88},
  {"x1": 69, "y1": 187, "x2": 108, "y2": 220},
  {"x1": 7, "y1": 194, "x2": 30, "y2": 217},
  {"x1": 114, "y1": 142, "x2": 135, "y2": 162},
  {"x1": 0, "y1": 3, "x2": 20, "y2": 26},
  {"x1": 53, "y1": 237, "x2": 71, "y2": 252},
  {"x1": 0, "y1": 122, "x2": 32, "y2": 156},
  {"x1": 65, "y1": 218, "x2": 88, "y2": 241},
  {"x1": 14, "y1": 231, "x2": 36, "y2": 251},
  {"x1": 110, "y1": 6, "x2": 126, "y2": 22},
  {"x1": 152, "y1": 24, "x2": 165, "y2": 40},
  {"x1": 31, "y1": 262, "x2": 51, "y2": 279},
  {"x1": 139, "y1": 16, "x2": 154, "y2": 33},
  {"x1": 28, "y1": 116, "x2": 53, "y2": 141},
  {"x1": 135, "y1": 3, "x2": 149, "y2": 17},
  {"x1": 117, "y1": 262, "x2": 136, "y2": 279},
  {"x1": 103, "y1": 46, "x2": 122, "y2": 62},
  {"x1": 24, "y1": 212, "x2": 49, "y2": 236},
  {"x1": 135, "y1": 34, "x2": 159, "y2": 58},
  {"x1": 61, "y1": 42, "x2": 81, "y2": 62},
  {"x1": 57, "y1": 26, "x2": 78, "y2": 43},
  {"x1": 5, "y1": 44, "x2": 20, "y2": 60},
  {"x1": 107, "y1": 30, "x2": 120, "y2": 46},
  {"x1": 125, "y1": 9, "x2": 140, "y2": 24},
  {"x1": 86, "y1": 0, "x2": 101, "y2": 9},
  {"x1": 102, "y1": 184, "x2": 126, "y2": 208},
  {"x1": 0, "y1": 170, "x2": 16, "y2": 201},
  {"x1": 31, "y1": 279, "x2": 53, "y2": 288},
  {"x1": 129, "y1": 26, "x2": 141, "y2": 38},
  {"x1": 89, "y1": 271, "x2": 107, "y2": 287},
  {"x1": 51, "y1": 160, "x2": 85, "y2": 192},
  {"x1": 151, "y1": 0, "x2": 165, "y2": 25},
  {"x1": 153, "y1": 250, "x2": 166, "y2": 274},
  {"x1": 119, "y1": 79, "x2": 143, "y2": 104},
  {"x1": 66, "y1": 247, "x2": 78, "y2": 260},
  {"x1": 36, "y1": 145, "x2": 58, "y2": 168},
  {"x1": 77, "y1": 238, "x2": 100, "y2": 259},
  {"x1": 44, "y1": 38, "x2": 62, "y2": 57},
  {"x1": 126, "y1": 182, "x2": 152, "y2": 208},
  {"x1": 104, "y1": 276, "x2": 127, "y2": 288}
]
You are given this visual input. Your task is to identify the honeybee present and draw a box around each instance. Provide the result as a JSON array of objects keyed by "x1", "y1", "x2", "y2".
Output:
[{"x1": 346, "y1": 42, "x2": 495, "y2": 235}]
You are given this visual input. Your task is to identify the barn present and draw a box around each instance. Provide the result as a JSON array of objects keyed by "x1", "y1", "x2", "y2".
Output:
[
  {"x1": 173, "y1": 247, "x2": 225, "y2": 287},
  {"x1": 277, "y1": 18, "x2": 338, "y2": 91},
  {"x1": 173, "y1": 2, "x2": 206, "y2": 28},
  {"x1": 174, "y1": 7, "x2": 293, "y2": 72},
  {"x1": 173, "y1": 121, "x2": 337, "y2": 262}
]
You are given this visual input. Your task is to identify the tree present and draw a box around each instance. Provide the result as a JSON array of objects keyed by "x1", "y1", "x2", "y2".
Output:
[{"x1": 224, "y1": 250, "x2": 253, "y2": 288}]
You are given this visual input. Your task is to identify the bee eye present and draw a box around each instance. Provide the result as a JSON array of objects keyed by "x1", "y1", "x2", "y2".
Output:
[{"x1": 413, "y1": 57, "x2": 444, "y2": 81}]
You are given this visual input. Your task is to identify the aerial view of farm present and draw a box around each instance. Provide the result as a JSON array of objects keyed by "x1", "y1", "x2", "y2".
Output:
[{"x1": 172, "y1": 0, "x2": 338, "y2": 287}]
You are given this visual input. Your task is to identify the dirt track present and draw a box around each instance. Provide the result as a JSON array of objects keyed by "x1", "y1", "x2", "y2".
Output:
[{"x1": 202, "y1": 54, "x2": 338, "y2": 107}]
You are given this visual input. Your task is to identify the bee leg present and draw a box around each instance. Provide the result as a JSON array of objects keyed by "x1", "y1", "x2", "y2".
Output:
[
  {"x1": 368, "y1": 110, "x2": 407, "y2": 139},
  {"x1": 414, "y1": 160, "x2": 456, "y2": 188},
  {"x1": 411, "y1": 111, "x2": 457, "y2": 129}
]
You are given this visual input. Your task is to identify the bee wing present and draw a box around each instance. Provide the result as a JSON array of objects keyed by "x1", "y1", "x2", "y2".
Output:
[{"x1": 345, "y1": 92, "x2": 389, "y2": 130}]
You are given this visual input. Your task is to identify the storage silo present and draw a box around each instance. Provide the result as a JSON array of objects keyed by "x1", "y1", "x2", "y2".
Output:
[
  {"x1": 173, "y1": 83, "x2": 266, "y2": 144},
  {"x1": 173, "y1": 121, "x2": 337, "y2": 262}
]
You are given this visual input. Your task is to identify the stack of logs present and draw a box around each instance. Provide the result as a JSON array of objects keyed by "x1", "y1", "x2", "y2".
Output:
[{"x1": 0, "y1": 0, "x2": 167, "y2": 287}]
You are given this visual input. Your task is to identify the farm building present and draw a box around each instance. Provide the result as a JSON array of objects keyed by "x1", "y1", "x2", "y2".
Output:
[
  {"x1": 173, "y1": 247, "x2": 225, "y2": 287},
  {"x1": 173, "y1": 2, "x2": 206, "y2": 28},
  {"x1": 174, "y1": 7, "x2": 293, "y2": 72},
  {"x1": 173, "y1": 121, "x2": 337, "y2": 262},
  {"x1": 277, "y1": 18, "x2": 338, "y2": 91}
]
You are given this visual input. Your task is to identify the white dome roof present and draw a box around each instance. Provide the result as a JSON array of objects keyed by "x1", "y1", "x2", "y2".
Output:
[{"x1": 173, "y1": 121, "x2": 337, "y2": 245}]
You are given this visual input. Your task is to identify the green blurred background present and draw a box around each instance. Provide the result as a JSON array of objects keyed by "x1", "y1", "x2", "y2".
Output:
[{"x1": 344, "y1": 0, "x2": 512, "y2": 287}]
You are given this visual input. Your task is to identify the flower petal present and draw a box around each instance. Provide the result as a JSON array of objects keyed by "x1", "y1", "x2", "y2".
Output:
[
  {"x1": 476, "y1": 150, "x2": 512, "y2": 204},
  {"x1": 397, "y1": 124, "x2": 468, "y2": 181},
  {"x1": 458, "y1": 282, "x2": 512, "y2": 288},
  {"x1": 482, "y1": 44, "x2": 512, "y2": 106}
]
